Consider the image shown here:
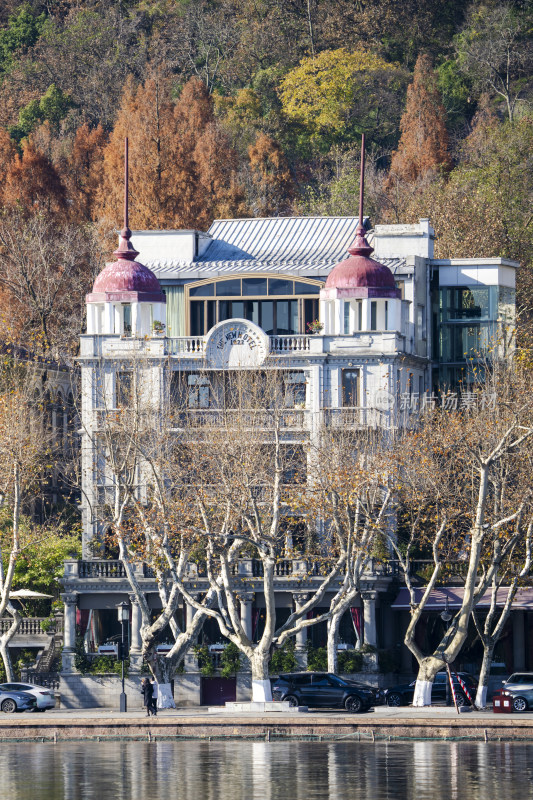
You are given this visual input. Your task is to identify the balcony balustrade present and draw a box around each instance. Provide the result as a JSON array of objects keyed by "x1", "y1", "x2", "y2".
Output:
[{"x1": 0, "y1": 616, "x2": 63, "y2": 635}]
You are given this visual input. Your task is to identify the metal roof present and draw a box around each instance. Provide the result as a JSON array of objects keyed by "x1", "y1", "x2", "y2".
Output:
[
  {"x1": 144, "y1": 216, "x2": 405, "y2": 281},
  {"x1": 201, "y1": 216, "x2": 365, "y2": 263}
]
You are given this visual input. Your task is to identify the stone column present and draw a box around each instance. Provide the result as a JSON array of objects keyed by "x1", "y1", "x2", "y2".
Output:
[
  {"x1": 294, "y1": 593, "x2": 310, "y2": 668},
  {"x1": 362, "y1": 590, "x2": 378, "y2": 648},
  {"x1": 240, "y1": 593, "x2": 254, "y2": 640},
  {"x1": 362, "y1": 298, "x2": 371, "y2": 331},
  {"x1": 131, "y1": 302, "x2": 139, "y2": 336},
  {"x1": 513, "y1": 610, "x2": 526, "y2": 671},
  {"x1": 104, "y1": 302, "x2": 114, "y2": 334},
  {"x1": 183, "y1": 595, "x2": 199, "y2": 672},
  {"x1": 60, "y1": 592, "x2": 78, "y2": 673},
  {"x1": 129, "y1": 595, "x2": 143, "y2": 673}
]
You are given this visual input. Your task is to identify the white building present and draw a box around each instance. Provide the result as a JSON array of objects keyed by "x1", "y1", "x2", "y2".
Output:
[{"x1": 60, "y1": 213, "x2": 520, "y2": 706}]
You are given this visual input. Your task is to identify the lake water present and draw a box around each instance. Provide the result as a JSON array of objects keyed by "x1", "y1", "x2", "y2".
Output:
[{"x1": 1, "y1": 739, "x2": 531, "y2": 800}]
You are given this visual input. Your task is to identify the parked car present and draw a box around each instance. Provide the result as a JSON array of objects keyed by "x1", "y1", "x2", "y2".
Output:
[
  {"x1": 0, "y1": 688, "x2": 37, "y2": 713},
  {"x1": 271, "y1": 672, "x2": 378, "y2": 712},
  {"x1": 384, "y1": 672, "x2": 478, "y2": 707},
  {"x1": 501, "y1": 673, "x2": 533, "y2": 712},
  {"x1": 0, "y1": 682, "x2": 55, "y2": 711}
]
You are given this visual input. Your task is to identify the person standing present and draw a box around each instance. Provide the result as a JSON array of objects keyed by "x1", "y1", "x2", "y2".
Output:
[
  {"x1": 141, "y1": 678, "x2": 154, "y2": 717},
  {"x1": 150, "y1": 678, "x2": 158, "y2": 716}
]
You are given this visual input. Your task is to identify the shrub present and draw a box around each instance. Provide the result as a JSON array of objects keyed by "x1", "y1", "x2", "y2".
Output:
[
  {"x1": 193, "y1": 645, "x2": 214, "y2": 677},
  {"x1": 306, "y1": 643, "x2": 327, "y2": 672},
  {"x1": 338, "y1": 650, "x2": 363, "y2": 673},
  {"x1": 220, "y1": 642, "x2": 242, "y2": 677},
  {"x1": 269, "y1": 639, "x2": 298, "y2": 674}
]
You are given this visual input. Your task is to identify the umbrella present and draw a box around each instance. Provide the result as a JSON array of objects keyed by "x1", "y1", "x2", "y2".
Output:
[{"x1": 9, "y1": 589, "x2": 53, "y2": 599}]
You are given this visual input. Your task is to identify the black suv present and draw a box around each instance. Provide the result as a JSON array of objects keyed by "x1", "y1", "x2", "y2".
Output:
[
  {"x1": 271, "y1": 672, "x2": 378, "y2": 713},
  {"x1": 384, "y1": 671, "x2": 478, "y2": 707}
]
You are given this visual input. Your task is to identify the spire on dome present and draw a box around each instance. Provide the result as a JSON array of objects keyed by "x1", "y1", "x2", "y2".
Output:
[
  {"x1": 347, "y1": 133, "x2": 373, "y2": 258},
  {"x1": 113, "y1": 137, "x2": 139, "y2": 261}
]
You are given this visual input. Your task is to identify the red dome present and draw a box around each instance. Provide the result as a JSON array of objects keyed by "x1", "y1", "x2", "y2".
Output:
[
  {"x1": 87, "y1": 227, "x2": 166, "y2": 304},
  {"x1": 325, "y1": 254, "x2": 397, "y2": 291},
  {"x1": 92, "y1": 259, "x2": 162, "y2": 294},
  {"x1": 322, "y1": 225, "x2": 400, "y2": 299}
]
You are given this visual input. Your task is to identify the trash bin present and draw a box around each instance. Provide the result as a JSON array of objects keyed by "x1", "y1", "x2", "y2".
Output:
[{"x1": 493, "y1": 691, "x2": 513, "y2": 713}]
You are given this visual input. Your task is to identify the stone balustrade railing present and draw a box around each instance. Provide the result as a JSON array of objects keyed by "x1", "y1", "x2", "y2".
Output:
[
  {"x1": 67, "y1": 557, "x2": 407, "y2": 581},
  {"x1": 0, "y1": 616, "x2": 63, "y2": 635}
]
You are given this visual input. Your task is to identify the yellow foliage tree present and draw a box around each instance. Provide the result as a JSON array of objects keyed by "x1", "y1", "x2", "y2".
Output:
[{"x1": 278, "y1": 47, "x2": 406, "y2": 145}]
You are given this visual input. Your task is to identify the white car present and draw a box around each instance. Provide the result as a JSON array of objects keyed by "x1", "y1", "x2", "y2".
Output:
[{"x1": 0, "y1": 682, "x2": 55, "y2": 710}]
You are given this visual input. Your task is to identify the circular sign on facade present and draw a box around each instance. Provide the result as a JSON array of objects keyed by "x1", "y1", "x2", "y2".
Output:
[{"x1": 204, "y1": 319, "x2": 270, "y2": 368}]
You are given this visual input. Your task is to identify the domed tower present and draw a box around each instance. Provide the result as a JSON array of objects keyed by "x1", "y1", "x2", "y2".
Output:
[
  {"x1": 85, "y1": 140, "x2": 166, "y2": 337},
  {"x1": 320, "y1": 135, "x2": 401, "y2": 335}
]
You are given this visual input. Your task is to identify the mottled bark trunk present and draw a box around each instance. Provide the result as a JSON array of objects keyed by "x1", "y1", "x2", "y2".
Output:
[
  {"x1": 0, "y1": 620, "x2": 18, "y2": 682},
  {"x1": 412, "y1": 656, "x2": 443, "y2": 706},
  {"x1": 327, "y1": 610, "x2": 343, "y2": 674},
  {"x1": 475, "y1": 642, "x2": 494, "y2": 709},
  {"x1": 250, "y1": 649, "x2": 272, "y2": 702}
]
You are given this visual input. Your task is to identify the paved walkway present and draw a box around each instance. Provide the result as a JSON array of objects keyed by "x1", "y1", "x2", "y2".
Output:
[{"x1": 9, "y1": 704, "x2": 519, "y2": 719}]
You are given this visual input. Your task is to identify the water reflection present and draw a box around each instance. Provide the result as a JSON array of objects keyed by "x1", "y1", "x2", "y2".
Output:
[{"x1": 1, "y1": 740, "x2": 533, "y2": 800}]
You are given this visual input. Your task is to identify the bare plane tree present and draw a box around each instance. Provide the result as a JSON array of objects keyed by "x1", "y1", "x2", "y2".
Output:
[
  {"x1": 168, "y1": 370, "x2": 348, "y2": 702},
  {"x1": 385, "y1": 363, "x2": 533, "y2": 706}
]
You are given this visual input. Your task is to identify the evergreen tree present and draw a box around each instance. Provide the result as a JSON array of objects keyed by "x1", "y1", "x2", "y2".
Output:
[{"x1": 389, "y1": 53, "x2": 451, "y2": 183}]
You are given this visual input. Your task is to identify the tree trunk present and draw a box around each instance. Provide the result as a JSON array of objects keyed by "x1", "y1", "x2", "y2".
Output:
[
  {"x1": 327, "y1": 613, "x2": 340, "y2": 674},
  {"x1": 0, "y1": 615, "x2": 19, "y2": 682},
  {"x1": 475, "y1": 641, "x2": 494, "y2": 709},
  {"x1": 250, "y1": 649, "x2": 272, "y2": 702},
  {"x1": 412, "y1": 656, "x2": 443, "y2": 706}
]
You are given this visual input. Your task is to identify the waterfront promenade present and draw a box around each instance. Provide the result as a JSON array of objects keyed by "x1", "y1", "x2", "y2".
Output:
[{"x1": 0, "y1": 705, "x2": 532, "y2": 742}]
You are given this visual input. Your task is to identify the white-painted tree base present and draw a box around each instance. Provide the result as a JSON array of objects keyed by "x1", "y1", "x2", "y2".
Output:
[
  {"x1": 475, "y1": 685, "x2": 488, "y2": 709},
  {"x1": 412, "y1": 679, "x2": 433, "y2": 706},
  {"x1": 156, "y1": 682, "x2": 176, "y2": 709},
  {"x1": 252, "y1": 679, "x2": 273, "y2": 702}
]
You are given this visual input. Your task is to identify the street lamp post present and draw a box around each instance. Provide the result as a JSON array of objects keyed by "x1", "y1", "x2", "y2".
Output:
[
  {"x1": 117, "y1": 601, "x2": 129, "y2": 713},
  {"x1": 440, "y1": 597, "x2": 453, "y2": 706}
]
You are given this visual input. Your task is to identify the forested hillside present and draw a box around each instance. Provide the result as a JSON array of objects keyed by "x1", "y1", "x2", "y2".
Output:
[{"x1": 0, "y1": 0, "x2": 530, "y2": 356}]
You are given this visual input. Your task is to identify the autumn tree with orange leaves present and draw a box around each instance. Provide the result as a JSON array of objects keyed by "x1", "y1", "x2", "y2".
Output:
[
  {"x1": 248, "y1": 133, "x2": 295, "y2": 216},
  {"x1": 3, "y1": 139, "x2": 67, "y2": 217},
  {"x1": 389, "y1": 53, "x2": 451, "y2": 185},
  {"x1": 0, "y1": 211, "x2": 103, "y2": 357},
  {"x1": 97, "y1": 75, "x2": 246, "y2": 231},
  {"x1": 62, "y1": 122, "x2": 107, "y2": 223}
]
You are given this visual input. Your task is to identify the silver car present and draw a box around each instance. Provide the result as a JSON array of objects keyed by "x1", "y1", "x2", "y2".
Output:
[
  {"x1": 0, "y1": 682, "x2": 55, "y2": 710},
  {"x1": 501, "y1": 673, "x2": 533, "y2": 712}
]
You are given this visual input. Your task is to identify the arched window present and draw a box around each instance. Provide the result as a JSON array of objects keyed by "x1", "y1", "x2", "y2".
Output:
[{"x1": 185, "y1": 274, "x2": 324, "y2": 336}]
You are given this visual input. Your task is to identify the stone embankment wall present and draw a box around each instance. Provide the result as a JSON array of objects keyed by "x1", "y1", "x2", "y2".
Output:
[{"x1": 59, "y1": 672, "x2": 402, "y2": 709}]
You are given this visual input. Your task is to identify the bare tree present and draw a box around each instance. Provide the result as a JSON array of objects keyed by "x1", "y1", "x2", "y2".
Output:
[
  {"x1": 169, "y1": 370, "x2": 347, "y2": 702},
  {"x1": 82, "y1": 356, "x2": 219, "y2": 706},
  {"x1": 309, "y1": 426, "x2": 393, "y2": 673},
  {"x1": 472, "y1": 514, "x2": 532, "y2": 708},
  {"x1": 0, "y1": 211, "x2": 103, "y2": 359},
  {"x1": 455, "y1": 4, "x2": 533, "y2": 123},
  {"x1": 385, "y1": 364, "x2": 533, "y2": 706},
  {"x1": 0, "y1": 352, "x2": 51, "y2": 679}
]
